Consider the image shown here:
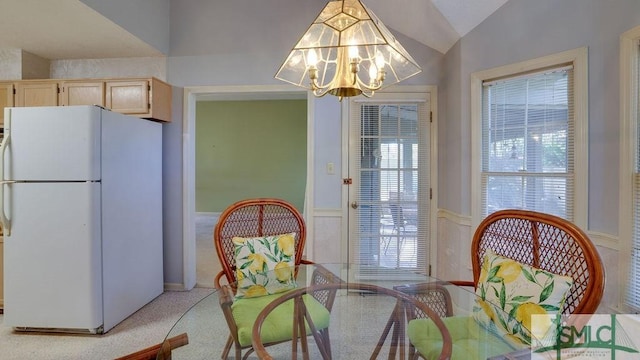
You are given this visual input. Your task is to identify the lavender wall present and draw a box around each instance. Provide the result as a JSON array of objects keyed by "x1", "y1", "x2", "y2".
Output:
[
  {"x1": 442, "y1": 0, "x2": 640, "y2": 236},
  {"x1": 80, "y1": 0, "x2": 171, "y2": 55}
]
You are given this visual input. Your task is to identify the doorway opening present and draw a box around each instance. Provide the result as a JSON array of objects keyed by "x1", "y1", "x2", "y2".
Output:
[{"x1": 183, "y1": 86, "x2": 311, "y2": 289}]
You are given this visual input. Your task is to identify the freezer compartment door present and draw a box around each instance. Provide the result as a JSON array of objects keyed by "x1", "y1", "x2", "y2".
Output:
[
  {"x1": 4, "y1": 106, "x2": 100, "y2": 181},
  {"x1": 3, "y1": 182, "x2": 102, "y2": 332}
]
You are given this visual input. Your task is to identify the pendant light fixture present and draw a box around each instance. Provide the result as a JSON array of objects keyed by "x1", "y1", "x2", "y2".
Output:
[{"x1": 275, "y1": 0, "x2": 422, "y2": 100}]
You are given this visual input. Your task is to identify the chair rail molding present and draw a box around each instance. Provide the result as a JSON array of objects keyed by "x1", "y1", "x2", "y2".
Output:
[{"x1": 437, "y1": 208, "x2": 472, "y2": 227}]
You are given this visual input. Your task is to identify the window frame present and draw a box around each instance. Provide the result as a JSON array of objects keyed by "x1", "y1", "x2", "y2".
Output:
[
  {"x1": 619, "y1": 26, "x2": 640, "y2": 313},
  {"x1": 470, "y1": 47, "x2": 589, "y2": 231}
]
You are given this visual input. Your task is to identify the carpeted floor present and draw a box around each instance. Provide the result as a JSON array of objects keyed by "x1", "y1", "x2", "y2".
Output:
[
  {"x1": 195, "y1": 213, "x2": 221, "y2": 288},
  {"x1": 0, "y1": 288, "x2": 214, "y2": 359}
]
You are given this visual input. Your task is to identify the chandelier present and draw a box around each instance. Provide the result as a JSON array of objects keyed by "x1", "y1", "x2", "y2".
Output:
[{"x1": 275, "y1": 0, "x2": 422, "y2": 100}]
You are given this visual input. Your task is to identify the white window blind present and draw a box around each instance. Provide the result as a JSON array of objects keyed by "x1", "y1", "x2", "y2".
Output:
[
  {"x1": 627, "y1": 41, "x2": 640, "y2": 311},
  {"x1": 481, "y1": 66, "x2": 574, "y2": 220},
  {"x1": 349, "y1": 100, "x2": 430, "y2": 276}
]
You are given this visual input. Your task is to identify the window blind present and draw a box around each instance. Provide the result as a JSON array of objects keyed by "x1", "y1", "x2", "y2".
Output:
[
  {"x1": 481, "y1": 66, "x2": 574, "y2": 220},
  {"x1": 627, "y1": 42, "x2": 640, "y2": 311}
]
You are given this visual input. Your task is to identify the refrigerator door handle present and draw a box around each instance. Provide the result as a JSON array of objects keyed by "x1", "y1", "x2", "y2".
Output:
[{"x1": 0, "y1": 108, "x2": 11, "y2": 235}]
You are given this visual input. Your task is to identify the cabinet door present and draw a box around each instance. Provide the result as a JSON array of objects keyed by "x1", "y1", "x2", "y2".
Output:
[
  {"x1": 149, "y1": 78, "x2": 172, "y2": 122},
  {"x1": 105, "y1": 80, "x2": 149, "y2": 115},
  {"x1": 16, "y1": 82, "x2": 59, "y2": 107},
  {"x1": 60, "y1": 81, "x2": 104, "y2": 107},
  {"x1": 0, "y1": 83, "x2": 15, "y2": 127}
]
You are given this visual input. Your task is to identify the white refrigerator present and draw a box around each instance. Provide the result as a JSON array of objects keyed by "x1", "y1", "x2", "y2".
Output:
[{"x1": 1, "y1": 105, "x2": 163, "y2": 334}]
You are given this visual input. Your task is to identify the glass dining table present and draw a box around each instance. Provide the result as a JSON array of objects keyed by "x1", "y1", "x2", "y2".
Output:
[{"x1": 155, "y1": 263, "x2": 536, "y2": 360}]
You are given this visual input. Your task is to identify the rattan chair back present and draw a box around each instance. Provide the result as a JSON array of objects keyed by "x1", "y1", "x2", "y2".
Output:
[
  {"x1": 471, "y1": 209, "x2": 605, "y2": 315},
  {"x1": 213, "y1": 198, "x2": 307, "y2": 289}
]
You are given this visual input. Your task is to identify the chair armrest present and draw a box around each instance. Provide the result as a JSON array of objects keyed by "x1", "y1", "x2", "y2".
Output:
[
  {"x1": 309, "y1": 264, "x2": 342, "y2": 312},
  {"x1": 394, "y1": 282, "x2": 455, "y2": 318},
  {"x1": 214, "y1": 270, "x2": 227, "y2": 289},
  {"x1": 115, "y1": 333, "x2": 189, "y2": 360},
  {"x1": 219, "y1": 284, "x2": 235, "y2": 308},
  {"x1": 218, "y1": 285, "x2": 239, "y2": 339},
  {"x1": 215, "y1": 270, "x2": 239, "y2": 292},
  {"x1": 448, "y1": 280, "x2": 475, "y2": 288}
]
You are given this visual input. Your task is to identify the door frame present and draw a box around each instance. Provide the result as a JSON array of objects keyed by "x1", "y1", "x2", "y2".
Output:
[
  {"x1": 341, "y1": 85, "x2": 439, "y2": 274},
  {"x1": 182, "y1": 85, "x2": 313, "y2": 289}
]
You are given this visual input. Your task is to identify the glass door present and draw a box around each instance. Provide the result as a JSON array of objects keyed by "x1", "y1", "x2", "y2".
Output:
[{"x1": 348, "y1": 93, "x2": 431, "y2": 278}]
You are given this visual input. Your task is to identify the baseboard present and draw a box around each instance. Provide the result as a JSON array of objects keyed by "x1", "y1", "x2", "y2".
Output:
[
  {"x1": 164, "y1": 282, "x2": 189, "y2": 291},
  {"x1": 196, "y1": 212, "x2": 221, "y2": 217}
]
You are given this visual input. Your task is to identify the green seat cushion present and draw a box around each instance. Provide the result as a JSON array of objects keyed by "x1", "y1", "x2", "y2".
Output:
[
  {"x1": 408, "y1": 316, "x2": 519, "y2": 360},
  {"x1": 232, "y1": 292, "x2": 331, "y2": 347}
]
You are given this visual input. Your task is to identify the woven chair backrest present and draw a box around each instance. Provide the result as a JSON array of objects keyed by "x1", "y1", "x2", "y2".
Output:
[
  {"x1": 471, "y1": 209, "x2": 605, "y2": 315},
  {"x1": 214, "y1": 198, "x2": 306, "y2": 286}
]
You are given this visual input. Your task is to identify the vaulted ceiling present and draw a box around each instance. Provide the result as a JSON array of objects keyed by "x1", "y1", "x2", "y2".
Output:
[{"x1": 0, "y1": 0, "x2": 508, "y2": 60}]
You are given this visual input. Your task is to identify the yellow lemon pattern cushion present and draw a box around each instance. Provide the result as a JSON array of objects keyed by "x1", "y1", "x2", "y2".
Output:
[
  {"x1": 472, "y1": 248, "x2": 573, "y2": 345},
  {"x1": 233, "y1": 233, "x2": 297, "y2": 299}
]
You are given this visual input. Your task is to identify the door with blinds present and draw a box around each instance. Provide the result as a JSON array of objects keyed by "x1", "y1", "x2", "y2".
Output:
[{"x1": 348, "y1": 93, "x2": 431, "y2": 278}]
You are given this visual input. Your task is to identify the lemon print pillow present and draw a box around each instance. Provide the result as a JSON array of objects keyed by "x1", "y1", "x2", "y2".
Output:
[
  {"x1": 472, "y1": 248, "x2": 573, "y2": 346},
  {"x1": 233, "y1": 233, "x2": 297, "y2": 299}
]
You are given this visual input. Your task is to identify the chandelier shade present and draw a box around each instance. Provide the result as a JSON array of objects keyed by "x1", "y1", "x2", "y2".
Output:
[{"x1": 275, "y1": 0, "x2": 422, "y2": 99}]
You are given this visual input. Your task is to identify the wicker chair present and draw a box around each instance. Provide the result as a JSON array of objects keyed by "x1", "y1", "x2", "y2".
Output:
[
  {"x1": 462, "y1": 209, "x2": 604, "y2": 315},
  {"x1": 398, "y1": 209, "x2": 606, "y2": 360},
  {"x1": 213, "y1": 198, "x2": 337, "y2": 360}
]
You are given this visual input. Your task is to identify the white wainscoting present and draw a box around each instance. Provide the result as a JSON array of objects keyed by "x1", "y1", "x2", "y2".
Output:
[
  {"x1": 436, "y1": 210, "x2": 473, "y2": 282},
  {"x1": 312, "y1": 209, "x2": 343, "y2": 264}
]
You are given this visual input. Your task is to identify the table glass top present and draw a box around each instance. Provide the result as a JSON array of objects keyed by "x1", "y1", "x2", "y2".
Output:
[{"x1": 157, "y1": 263, "x2": 535, "y2": 360}]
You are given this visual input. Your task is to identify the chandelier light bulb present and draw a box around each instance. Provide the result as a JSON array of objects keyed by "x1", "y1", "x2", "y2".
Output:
[
  {"x1": 348, "y1": 45, "x2": 359, "y2": 61},
  {"x1": 307, "y1": 49, "x2": 318, "y2": 67},
  {"x1": 375, "y1": 52, "x2": 385, "y2": 69},
  {"x1": 369, "y1": 63, "x2": 378, "y2": 83}
]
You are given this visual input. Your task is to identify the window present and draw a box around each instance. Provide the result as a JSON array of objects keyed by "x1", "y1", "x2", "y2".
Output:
[
  {"x1": 471, "y1": 48, "x2": 588, "y2": 229},
  {"x1": 621, "y1": 27, "x2": 640, "y2": 312},
  {"x1": 482, "y1": 67, "x2": 573, "y2": 219}
]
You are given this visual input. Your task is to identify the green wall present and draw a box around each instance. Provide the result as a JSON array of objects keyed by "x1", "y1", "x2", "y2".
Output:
[{"x1": 195, "y1": 99, "x2": 307, "y2": 212}]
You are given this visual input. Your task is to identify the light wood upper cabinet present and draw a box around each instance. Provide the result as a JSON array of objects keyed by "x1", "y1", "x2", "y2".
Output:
[
  {"x1": 15, "y1": 82, "x2": 59, "y2": 107},
  {"x1": 60, "y1": 81, "x2": 104, "y2": 107},
  {"x1": 105, "y1": 78, "x2": 171, "y2": 122},
  {"x1": 0, "y1": 82, "x2": 14, "y2": 127},
  {"x1": 0, "y1": 77, "x2": 171, "y2": 122}
]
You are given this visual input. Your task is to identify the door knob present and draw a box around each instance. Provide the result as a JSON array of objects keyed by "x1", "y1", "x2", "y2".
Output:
[{"x1": 351, "y1": 201, "x2": 358, "y2": 209}]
